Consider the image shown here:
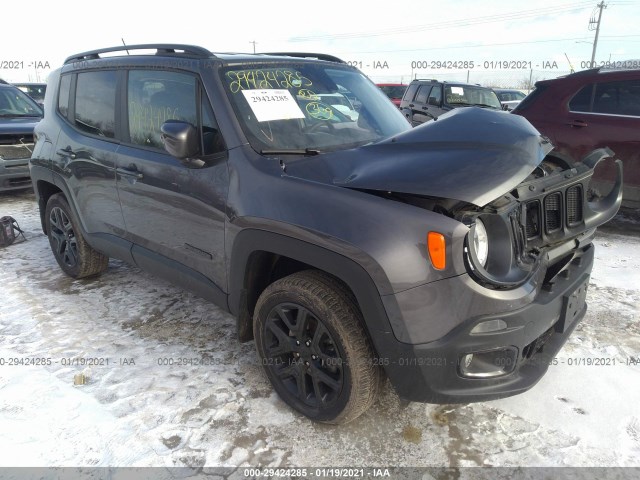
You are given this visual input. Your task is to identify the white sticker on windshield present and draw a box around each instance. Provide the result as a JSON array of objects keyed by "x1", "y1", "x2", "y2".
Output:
[
  {"x1": 451, "y1": 87, "x2": 465, "y2": 95},
  {"x1": 242, "y1": 89, "x2": 305, "y2": 122}
]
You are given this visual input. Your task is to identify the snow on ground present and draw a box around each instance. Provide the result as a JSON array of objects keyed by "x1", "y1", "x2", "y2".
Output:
[{"x1": 0, "y1": 190, "x2": 639, "y2": 468}]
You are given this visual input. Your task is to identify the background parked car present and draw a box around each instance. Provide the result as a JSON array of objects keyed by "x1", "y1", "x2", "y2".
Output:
[
  {"x1": 400, "y1": 79, "x2": 503, "y2": 125},
  {"x1": 512, "y1": 68, "x2": 640, "y2": 208},
  {"x1": 493, "y1": 88, "x2": 527, "y2": 111},
  {"x1": 0, "y1": 80, "x2": 43, "y2": 191},
  {"x1": 316, "y1": 93, "x2": 359, "y2": 121},
  {"x1": 377, "y1": 83, "x2": 408, "y2": 107},
  {"x1": 13, "y1": 83, "x2": 47, "y2": 107}
]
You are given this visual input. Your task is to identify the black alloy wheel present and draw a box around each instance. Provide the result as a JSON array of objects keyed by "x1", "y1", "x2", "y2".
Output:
[{"x1": 254, "y1": 270, "x2": 381, "y2": 424}]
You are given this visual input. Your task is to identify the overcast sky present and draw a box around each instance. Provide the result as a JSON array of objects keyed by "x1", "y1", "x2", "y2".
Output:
[{"x1": 2, "y1": 0, "x2": 639, "y2": 84}]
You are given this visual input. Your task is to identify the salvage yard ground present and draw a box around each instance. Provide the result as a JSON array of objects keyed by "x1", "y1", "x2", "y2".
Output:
[{"x1": 0, "y1": 190, "x2": 639, "y2": 468}]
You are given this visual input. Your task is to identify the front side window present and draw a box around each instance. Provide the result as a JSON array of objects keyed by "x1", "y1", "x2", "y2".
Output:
[
  {"x1": 428, "y1": 86, "x2": 442, "y2": 106},
  {"x1": 221, "y1": 63, "x2": 410, "y2": 153},
  {"x1": 127, "y1": 70, "x2": 197, "y2": 149},
  {"x1": 75, "y1": 71, "x2": 116, "y2": 138}
]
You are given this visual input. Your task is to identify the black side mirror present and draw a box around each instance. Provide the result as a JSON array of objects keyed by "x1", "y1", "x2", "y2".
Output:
[{"x1": 161, "y1": 120, "x2": 199, "y2": 159}]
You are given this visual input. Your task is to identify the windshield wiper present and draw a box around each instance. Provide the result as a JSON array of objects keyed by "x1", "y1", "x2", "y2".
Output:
[
  {"x1": 261, "y1": 148, "x2": 321, "y2": 156},
  {"x1": 473, "y1": 103, "x2": 501, "y2": 109}
]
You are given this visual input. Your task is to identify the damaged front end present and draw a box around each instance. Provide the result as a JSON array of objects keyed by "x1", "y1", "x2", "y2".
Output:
[{"x1": 457, "y1": 148, "x2": 623, "y2": 290}]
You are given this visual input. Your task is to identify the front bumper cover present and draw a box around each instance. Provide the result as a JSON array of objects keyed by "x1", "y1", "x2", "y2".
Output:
[{"x1": 381, "y1": 244, "x2": 594, "y2": 403}]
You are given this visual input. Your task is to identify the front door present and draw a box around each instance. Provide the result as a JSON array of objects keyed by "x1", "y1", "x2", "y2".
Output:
[{"x1": 115, "y1": 69, "x2": 229, "y2": 291}]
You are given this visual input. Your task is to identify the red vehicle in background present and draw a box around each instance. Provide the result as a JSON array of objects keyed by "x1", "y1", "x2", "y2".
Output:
[
  {"x1": 377, "y1": 83, "x2": 407, "y2": 107},
  {"x1": 513, "y1": 68, "x2": 640, "y2": 208}
]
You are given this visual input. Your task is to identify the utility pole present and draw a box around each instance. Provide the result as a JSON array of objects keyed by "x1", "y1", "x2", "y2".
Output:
[
  {"x1": 589, "y1": 2, "x2": 607, "y2": 67},
  {"x1": 249, "y1": 40, "x2": 258, "y2": 54}
]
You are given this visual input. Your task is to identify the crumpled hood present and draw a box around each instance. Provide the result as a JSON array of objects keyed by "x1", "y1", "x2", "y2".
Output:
[{"x1": 284, "y1": 108, "x2": 553, "y2": 207}]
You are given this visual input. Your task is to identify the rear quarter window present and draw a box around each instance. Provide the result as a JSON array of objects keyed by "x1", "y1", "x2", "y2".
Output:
[
  {"x1": 511, "y1": 84, "x2": 548, "y2": 112},
  {"x1": 58, "y1": 75, "x2": 71, "y2": 119},
  {"x1": 403, "y1": 84, "x2": 419, "y2": 102},
  {"x1": 569, "y1": 84, "x2": 594, "y2": 112}
]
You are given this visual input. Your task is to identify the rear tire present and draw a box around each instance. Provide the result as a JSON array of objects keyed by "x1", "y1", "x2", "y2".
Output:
[
  {"x1": 45, "y1": 193, "x2": 108, "y2": 278},
  {"x1": 254, "y1": 270, "x2": 381, "y2": 424}
]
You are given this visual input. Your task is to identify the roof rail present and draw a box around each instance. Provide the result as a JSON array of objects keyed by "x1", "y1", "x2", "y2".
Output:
[
  {"x1": 412, "y1": 78, "x2": 439, "y2": 82},
  {"x1": 64, "y1": 44, "x2": 214, "y2": 64},
  {"x1": 263, "y1": 52, "x2": 346, "y2": 64},
  {"x1": 568, "y1": 67, "x2": 601, "y2": 76}
]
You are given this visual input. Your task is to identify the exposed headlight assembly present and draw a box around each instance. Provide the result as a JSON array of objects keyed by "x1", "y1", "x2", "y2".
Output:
[
  {"x1": 473, "y1": 218, "x2": 489, "y2": 267},
  {"x1": 465, "y1": 214, "x2": 534, "y2": 289}
]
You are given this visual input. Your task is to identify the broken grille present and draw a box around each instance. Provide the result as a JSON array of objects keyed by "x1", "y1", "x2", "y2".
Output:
[
  {"x1": 545, "y1": 193, "x2": 562, "y2": 233},
  {"x1": 566, "y1": 185, "x2": 583, "y2": 226},
  {"x1": 524, "y1": 184, "x2": 584, "y2": 240}
]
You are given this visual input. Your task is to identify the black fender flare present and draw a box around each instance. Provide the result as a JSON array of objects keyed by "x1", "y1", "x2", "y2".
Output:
[{"x1": 228, "y1": 228, "x2": 396, "y2": 347}]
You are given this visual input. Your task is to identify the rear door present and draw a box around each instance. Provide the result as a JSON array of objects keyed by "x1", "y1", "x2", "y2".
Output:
[
  {"x1": 561, "y1": 79, "x2": 640, "y2": 197},
  {"x1": 115, "y1": 69, "x2": 229, "y2": 291},
  {"x1": 52, "y1": 70, "x2": 127, "y2": 238},
  {"x1": 426, "y1": 85, "x2": 446, "y2": 118},
  {"x1": 410, "y1": 85, "x2": 433, "y2": 125}
]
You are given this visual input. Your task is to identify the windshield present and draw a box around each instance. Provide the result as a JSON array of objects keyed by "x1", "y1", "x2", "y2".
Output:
[
  {"x1": 378, "y1": 85, "x2": 407, "y2": 99},
  {"x1": 17, "y1": 84, "x2": 46, "y2": 102},
  {"x1": 0, "y1": 87, "x2": 43, "y2": 117},
  {"x1": 222, "y1": 63, "x2": 410, "y2": 153},
  {"x1": 444, "y1": 85, "x2": 502, "y2": 109}
]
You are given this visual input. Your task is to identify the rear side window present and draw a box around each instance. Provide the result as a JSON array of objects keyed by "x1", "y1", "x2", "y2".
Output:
[
  {"x1": 58, "y1": 75, "x2": 71, "y2": 119},
  {"x1": 569, "y1": 80, "x2": 640, "y2": 116},
  {"x1": 127, "y1": 70, "x2": 197, "y2": 149},
  {"x1": 415, "y1": 85, "x2": 432, "y2": 104},
  {"x1": 75, "y1": 71, "x2": 117, "y2": 138},
  {"x1": 593, "y1": 80, "x2": 640, "y2": 116}
]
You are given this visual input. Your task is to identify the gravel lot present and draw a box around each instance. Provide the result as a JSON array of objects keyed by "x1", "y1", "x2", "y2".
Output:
[{"x1": 0, "y1": 189, "x2": 639, "y2": 469}]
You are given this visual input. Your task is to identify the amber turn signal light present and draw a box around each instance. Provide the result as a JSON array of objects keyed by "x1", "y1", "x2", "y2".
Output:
[{"x1": 427, "y1": 232, "x2": 446, "y2": 270}]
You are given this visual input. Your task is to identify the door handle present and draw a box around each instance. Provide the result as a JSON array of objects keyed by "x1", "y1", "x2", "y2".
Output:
[
  {"x1": 422, "y1": 106, "x2": 428, "y2": 110},
  {"x1": 57, "y1": 147, "x2": 77, "y2": 160},
  {"x1": 409, "y1": 103, "x2": 415, "y2": 107},
  {"x1": 116, "y1": 167, "x2": 143, "y2": 180},
  {"x1": 566, "y1": 120, "x2": 588, "y2": 128}
]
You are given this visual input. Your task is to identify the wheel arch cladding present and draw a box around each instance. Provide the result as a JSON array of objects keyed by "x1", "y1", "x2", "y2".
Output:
[{"x1": 228, "y1": 229, "x2": 395, "y2": 349}]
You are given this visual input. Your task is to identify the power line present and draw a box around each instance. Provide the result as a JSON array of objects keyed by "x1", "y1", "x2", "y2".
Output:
[
  {"x1": 291, "y1": 1, "x2": 594, "y2": 41},
  {"x1": 330, "y1": 34, "x2": 640, "y2": 55}
]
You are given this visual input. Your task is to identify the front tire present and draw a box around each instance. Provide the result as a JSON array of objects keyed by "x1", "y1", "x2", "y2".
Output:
[
  {"x1": 45, "y1": 193, "x2": 108, "y2": 278},
  {"x1": 254, "y1": 270, "x2": 381, "y2": 424}
]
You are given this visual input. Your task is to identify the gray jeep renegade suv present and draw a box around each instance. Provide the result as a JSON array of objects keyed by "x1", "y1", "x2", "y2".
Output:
[{"x1": 30, "y1": 45, "x2": 622, "y2": 423}]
